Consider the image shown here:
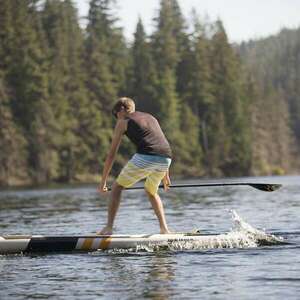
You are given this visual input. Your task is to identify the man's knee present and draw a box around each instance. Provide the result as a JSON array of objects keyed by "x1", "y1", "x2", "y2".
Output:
[{"x1": 145, "y1": 188, "x2": 158, "y2": 198}]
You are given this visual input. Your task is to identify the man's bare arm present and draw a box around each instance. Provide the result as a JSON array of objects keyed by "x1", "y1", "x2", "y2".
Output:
[{"x1": 98, "y1": 120, "x2": 127, "y2": 192}]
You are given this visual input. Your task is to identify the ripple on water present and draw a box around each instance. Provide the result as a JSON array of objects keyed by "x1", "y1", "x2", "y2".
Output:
[{"x1": 1, "y1": 177, "x2": 300, "y2": 300}]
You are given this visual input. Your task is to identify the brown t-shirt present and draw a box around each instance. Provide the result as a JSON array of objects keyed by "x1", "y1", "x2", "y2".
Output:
[{"x1": 125, "y1": 111, "x2": 172, "y2": 158}]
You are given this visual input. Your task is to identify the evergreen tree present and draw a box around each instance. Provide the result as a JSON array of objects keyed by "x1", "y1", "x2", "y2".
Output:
[
  {"x1": 0, "y1": 72, "x2": 27, "y2": 185},
  {"x1": 151, "y1": 0, "x2": 203, "y2": 174},
  {"x1": 209, "y1": 20, "x2": 251, "y2": 175},
  {"x1": 64, "y1": 0, "x2": 101, "y2": 179},
  {"x1": 0, "y1": 0, "x2": 28, "y2": 185},
  {"x1": 239, "y1": 27, "x2": 300, "y2": 174},
  {"x1": 6, "y1": 0, "x2": 59, "y2": 183},
  {"x1": 151, "y1": 0, "x2": 181, "y2": 130},
  {"x1": 41, "y1": 0, "x2": 91, "y2": 180},
  {"x1": 130, "y1": 18, "x2": 159, "y2": 114},
  {"x1": 107, "y1": 14, "x2": 128, "y2": 96},
  {"x1": 83, "y1": 0, "x2": 118, "y2": 172},
  {"x1": 175, "y1": 105, "x2": 203, "y2": 176},
  {"x1": 0, "y1": 0, "x2": 14, "y2": 73},
  {"x1": 182, "y1": 13, "x2": 214, "y2": 156},
  {"x1": 85, "y1": 0, "x2": 117, "y2": 114}
]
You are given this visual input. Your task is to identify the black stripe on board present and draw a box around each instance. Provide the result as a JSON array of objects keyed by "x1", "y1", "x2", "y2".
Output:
[{"x1": 25, "y1": 237, "x2": 78, "y2": 253}]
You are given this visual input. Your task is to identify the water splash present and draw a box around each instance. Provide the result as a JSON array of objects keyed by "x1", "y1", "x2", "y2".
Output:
[
  {"x1": 230, "y1": 209, "x2": 284, "y2": 246},
  {"x1": 166, "y1": 210, "x2": 284, "y2": 251}
]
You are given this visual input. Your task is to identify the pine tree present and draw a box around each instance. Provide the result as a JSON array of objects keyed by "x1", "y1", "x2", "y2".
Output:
[
  {"x1": 0, "y1": 0, "x2": 28, "y2": 185},
  {"x1": 63, "y1": 0, "x2": 100, "y2": 179},
  {"x1": 41, "y1": 0, "x2": 90, "y2": 181},
  {"x1": 0, "y1": 72, "x2": 27, "y2": 186},
  {"x1": 6, "y1": 0, "x2": 59, "y2": 183},
  {"x1": 151, "y1": 0, "x2": 203, "y2": 175},
  {"x1": 151, "y1": 0, "x2": 181, "y2": 131},
  {"x1": 209, "y1": 20, "x2": 251, "y2": 175},
  {"x1": 239, "y1": 27, "x2": 300, "y2": 173},
  {"x1": 181, "y1": 13, "x2": 214, "y2": 156},
  {"x1": 82, "y1": 0, "x2": 119, "y2": 172},
  {"x1": 107, "y1": 15, "x2": 128, "y2": 96},
  {"x1": 130, "y1": 18, "x2": 159, "y2": 114},
  {"x1": 0, "y1": 0, "x2": 14, "y2": 73},
  {"x1": 85, "y1": 0, "x2": 117, "y2": 113},
  {"x1": 85, "y1": 0, "x2": 128, "y2": 96}
]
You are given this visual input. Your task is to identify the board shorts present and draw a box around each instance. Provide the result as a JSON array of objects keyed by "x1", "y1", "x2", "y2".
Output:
[{"x1": 116, "y1": 153, "x2": 172, "y2": 196}]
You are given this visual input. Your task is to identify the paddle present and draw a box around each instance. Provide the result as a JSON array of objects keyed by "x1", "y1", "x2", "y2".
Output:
[{"x1": 121, "y1": 183, "x2": 282, "y2": 192}]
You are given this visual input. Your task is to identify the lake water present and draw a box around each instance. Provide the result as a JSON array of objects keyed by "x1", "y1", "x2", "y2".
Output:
[{"x1": 0, "y1": 176, "x2": 300, "y2": 299}]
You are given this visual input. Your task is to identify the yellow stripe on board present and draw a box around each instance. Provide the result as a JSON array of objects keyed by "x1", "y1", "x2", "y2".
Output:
[
  {"x1": 98, "y1": 237, "x2": 112, "y2": 250},
  {"x1": 81, "y1": 238, "x2": 94, "y2": 250}
]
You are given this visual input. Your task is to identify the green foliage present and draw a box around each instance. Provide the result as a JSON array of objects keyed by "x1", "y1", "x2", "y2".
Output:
[
  {"x1": 41, "y1": 0, "x2": 80, "y2": 180},
  {"x1": 129, "y1": 19, "x2": 159, "y2": 114},
  {"x1": 240, "y1": 27, "x2": 300, "y2": 174},
  {"x1": 0, "y1": 0, "x2": 299, "y2": 186},
  {"x1": 83, "y1": 0, "x2": 120, "y2": 173},
  {"x1": 3, "y1": 0, "x2": 60, "y2": 183},
  {"x1": 151, "y1": 0, "x2": 183, "y2": 163},
  {"x1": 0, "y1": 73, "x2": 28, "y2": 185},
  {"x1": 208, "y1": 20, "x2": 251, "y2": 175}
]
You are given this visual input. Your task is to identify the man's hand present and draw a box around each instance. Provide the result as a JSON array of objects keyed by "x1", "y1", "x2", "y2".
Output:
[
  {"x1": 162, "y1": 171, "x2": 171, "y2": 191},
  {"x1": 98, "y1": 180, "x2": 108, "y2": 194}
]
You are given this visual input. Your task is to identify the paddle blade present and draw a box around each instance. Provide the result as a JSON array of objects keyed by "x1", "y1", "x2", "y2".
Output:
[{"x1": 249, "y1": 184, "x2": 282, "y2": 192}]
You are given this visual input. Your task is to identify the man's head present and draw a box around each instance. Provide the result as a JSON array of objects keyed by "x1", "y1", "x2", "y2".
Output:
[{"x1": 112, "y1": 97, "x2": 136, "y2": 118}]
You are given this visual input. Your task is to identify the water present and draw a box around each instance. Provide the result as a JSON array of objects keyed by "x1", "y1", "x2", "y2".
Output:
[{"x1": 0, "y1": 176, "x2": 300, "y2": 299}]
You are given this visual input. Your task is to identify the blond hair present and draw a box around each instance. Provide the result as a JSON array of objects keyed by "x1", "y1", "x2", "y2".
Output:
[{"x1": 112, "y1": 97, "x2": 135, "y2": 116}]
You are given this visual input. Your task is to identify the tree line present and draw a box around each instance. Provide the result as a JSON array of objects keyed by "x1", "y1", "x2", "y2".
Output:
[
  {"x1": 239, "y1": 27, "x2": 300, "y2": 175},
  {"x1": 0, "y1": 0, "x2": 299, "y2": 186}
]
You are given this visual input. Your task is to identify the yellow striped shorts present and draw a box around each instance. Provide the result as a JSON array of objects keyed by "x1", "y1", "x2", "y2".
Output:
[{"x1": 116, "y1": 154, "x2": 172, "y2": 196}]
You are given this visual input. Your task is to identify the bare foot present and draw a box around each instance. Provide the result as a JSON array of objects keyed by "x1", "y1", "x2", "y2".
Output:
[{"x1": 96, "y1": 226, "x2": 113, "y2": 235}]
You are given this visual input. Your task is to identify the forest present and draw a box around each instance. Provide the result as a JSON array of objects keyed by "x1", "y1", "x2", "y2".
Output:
[{"x1": 0, "y1": 0, "x2": 300, "y2": 186}]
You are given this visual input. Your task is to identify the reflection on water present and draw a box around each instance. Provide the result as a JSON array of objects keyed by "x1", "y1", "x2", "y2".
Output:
[
  {"x1": 1, "y1": 176, "x2": 300, "y2": 299},
  {"x1": 95, "y1": 254, "x2": 176, "y2": 299},
  {"x1": 141, "y1": 256, "x2": 176, "y2": 299}
]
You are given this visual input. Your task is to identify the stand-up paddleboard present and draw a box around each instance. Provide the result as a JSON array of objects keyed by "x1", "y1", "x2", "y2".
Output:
[
  {"x1": 0, "y1": 211, "x2": 286, "y2": 254},
  {"x1": 0, "y1": 230, "x2": 283, "y2": 254}
]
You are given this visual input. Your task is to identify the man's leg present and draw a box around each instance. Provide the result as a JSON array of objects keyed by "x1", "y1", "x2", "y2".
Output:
[
  {"x1": 98, "y1": 182, "x2": 124, "y2": 235},
  {"x1": 145, "y1": 190, "x2": 170, "y2": 234}
]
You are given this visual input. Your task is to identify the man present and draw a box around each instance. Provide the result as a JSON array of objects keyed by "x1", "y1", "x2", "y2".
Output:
[{"x1": 98, "y1": 97, "x2": 172, "y2": 235}]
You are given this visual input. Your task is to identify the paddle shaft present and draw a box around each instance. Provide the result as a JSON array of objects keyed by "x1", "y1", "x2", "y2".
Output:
[{"x1": 118, "y1": 182, "x2": 281, "y2": 192}]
